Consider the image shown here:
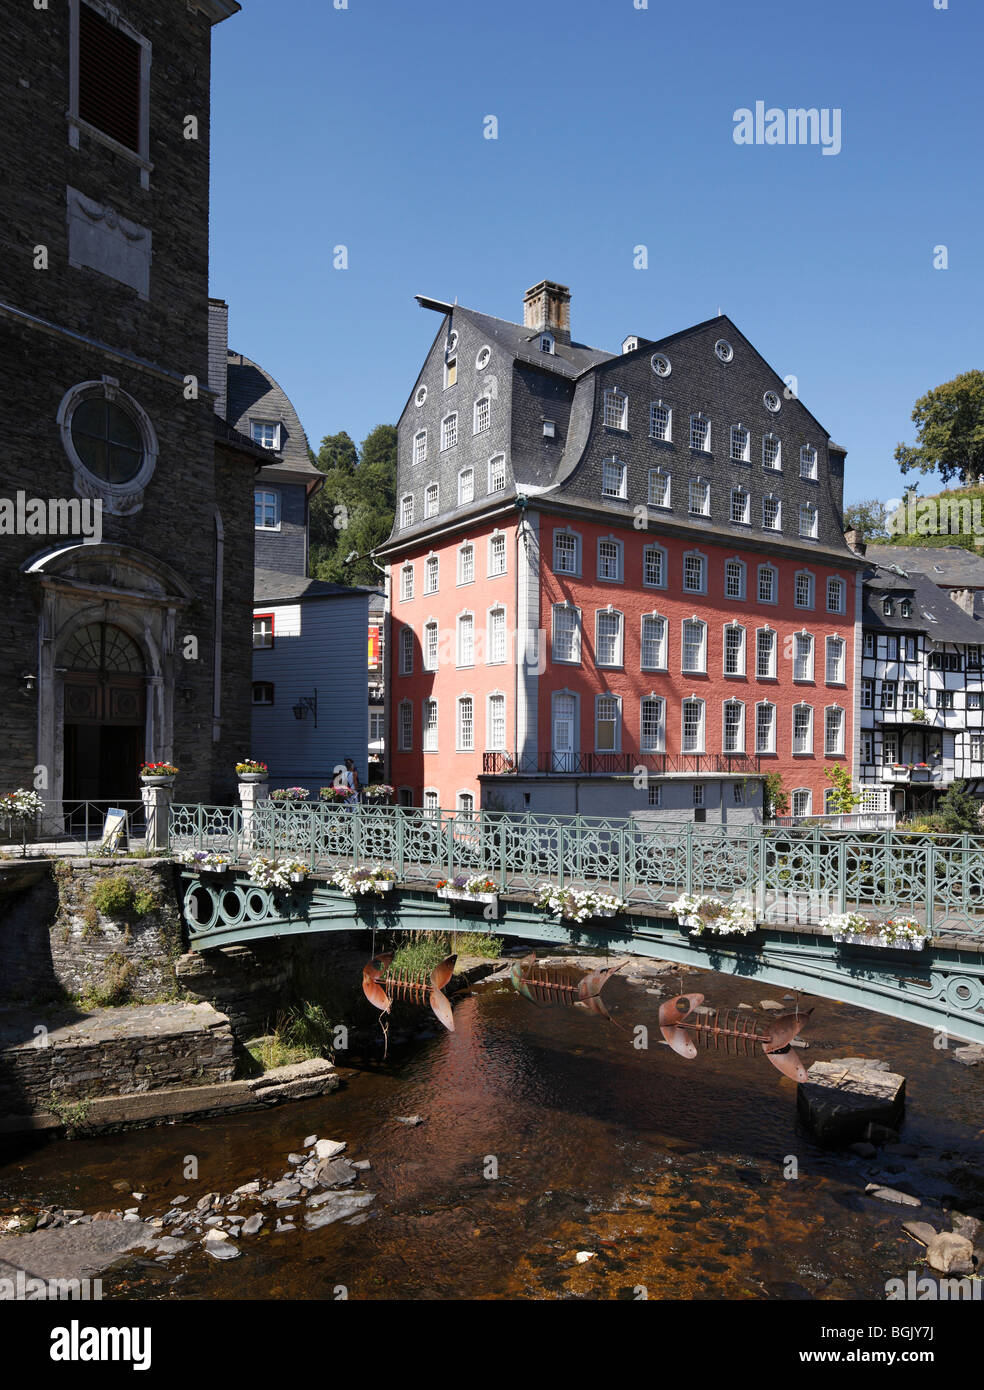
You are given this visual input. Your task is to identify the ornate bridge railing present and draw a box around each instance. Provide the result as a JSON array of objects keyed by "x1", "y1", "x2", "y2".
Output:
[{"x1": 167, "y1": 804, "x2": 984, "y2": 942}]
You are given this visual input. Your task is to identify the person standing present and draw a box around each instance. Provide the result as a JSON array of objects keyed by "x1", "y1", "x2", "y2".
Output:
[{"x1": 344, "y1": 757, "x2": 361, "y2": 806}]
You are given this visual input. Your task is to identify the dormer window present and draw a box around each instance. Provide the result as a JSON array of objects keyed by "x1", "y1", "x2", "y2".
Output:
[
  {"x1": 250, "y1": 419, "x2": 281, "y2": 450},
  {"x1": 540, "y1": 333, "x2": 555, "y2": 354},
  {"x1": 900, "y1": 599, "x2": 912, "y2": 618},
  {"x1": 883, "y1": 597, "x2": 894, "y2": 617}
]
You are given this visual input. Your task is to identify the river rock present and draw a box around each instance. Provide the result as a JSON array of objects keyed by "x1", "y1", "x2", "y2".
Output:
[
  {"x1": 395, "y1": 1115, "x2": 424, "y2": 1126},
  {"x1": 865, "y1": 1184, "x2": 921, "y2": 1208},
  {"x1": 902, "y1": 1221, "x2": 937, "y2": 1247},
  {"x1": 926, "y1": 1232, "x2": 975, "y2": 1275},
  {"x1": 303, "y1": 1135, "x2": 318, "y2": 1147},
  {"x1": 954, "y1": 1044, "x2": 984, "y2": 1067},
  {"x1": 111, "y1": 1179, "x2": 131, "y2": 1193},
  {"x1": 131, "y1": 1193, "x2": 146, "y2": 1202},
  {"x1": 274, "y1": 1220, "x2": 296, "y2": 1233},
  {"x1": 314, "y1": 1139, "x2": 346, "y2": 1160},
  {"x1": 575, "y1": 1251, "x2": 596, "y2": 1263},
  {"x1": 288, "y1": 1153, "x2": 306, "y2": 1165},
  {"x1": 797, "y1": 1059, "x2": 905, "y2": 1145},
  {"x1": 233, "y1": 1181, "x2": 260, "y2": 1196},
  {"x1": 202, "y1": 1237, "x2": 239, "y2": 1261},
  {"x1": 950, "y1": 1213, "x2": 984, "y2": 1249},
  {"x1": 848, "y1": 1142, "x2": 877, "y2": 1159},
  {"x1": 241, "y1": 1214, "x2": 264, "y2": 1236},
  {"x1": 264, "y1": 1180, "x2": 301, "y2": 1201},
  {"x1": 759, "y1": 1000, "x2": 783, "y2": 1011},
  {"x1": 316, "y1": 1158, "x2": 357, "y2": 1188},
  {"x1": 153, "y1": 1236, "x2": 191, "y2": 1255},
  {"x1": 352, "y1": 1160, "x2": 371, "y2": 1171},
  {"x1": 304, "y1": 1192, "x2": 374, "y2": 1230},
  {"x1": 169, "y1": 1195, "x2": 188, "y2": 1205}
]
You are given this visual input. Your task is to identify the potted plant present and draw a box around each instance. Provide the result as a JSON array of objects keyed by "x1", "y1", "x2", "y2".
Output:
[
  {"x1": 320, "y1": 786, "x2": 351, "y2": 805},
  {"x1": 535, "y1": 885, "x2": 625, "y2": 923},
  {"x1": 437, "y1": 874, "x2": 498, "y2": 905},
  {"x1": 236, "y1": 760, "x2": 268, "y2": 782},
  {"x1": 332, "y1": 864, "x2": 396, "y2": 896},
  {"x1": 270, "y1": 787, "x2": 310, "y2": 803},
  {"x1": 140, "y1": 761, "x2": 179, "y2": 786},
  {"x1": 363, "y1": 783, "x2": 394, "y2": 804},
  {"x1": 247, "y1": 855, "x2": 309, "y2": 888},
  {"x1": 909, "y1": 708, "x2": 927, "y2": 722},
  {"x1": 910, "y1": 762, "x2": 932, "y2": 782},
  {"x1": 669, "y1": 892, "x2": 757, "y2": 937},
  {"x1": 820, "y1": 911, "x2": 929, "y2": 951}
]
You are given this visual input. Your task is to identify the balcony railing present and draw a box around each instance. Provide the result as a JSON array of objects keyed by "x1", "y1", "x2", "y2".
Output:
[{"x1": 482, "y1": 751, "x2": 761, "y2": 776}]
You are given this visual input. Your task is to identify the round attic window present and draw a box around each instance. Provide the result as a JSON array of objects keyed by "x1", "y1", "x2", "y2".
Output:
[
  {"x1": 763, "y1": 390, "x2": 781, "y2": 413},
  {"x1": 57, "y1": 378, "x2": 158, "y2": 516},
  {"x1": 476, "y1": 346, "x2": 491, "y2": 371},
  {"x1": 415, "y1": 385, "x2": 427, "y2": 407},
  {"x1": 714, "y1": 339, "x2": 734, "y2": 363},
  {"x1": 651, "y1": 354, "x2": 671, "y2": 377}
]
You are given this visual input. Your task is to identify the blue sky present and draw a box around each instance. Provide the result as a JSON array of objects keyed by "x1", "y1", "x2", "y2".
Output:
[{"x1": 209, "y1": 0, "x2": 981, "y2": 509}]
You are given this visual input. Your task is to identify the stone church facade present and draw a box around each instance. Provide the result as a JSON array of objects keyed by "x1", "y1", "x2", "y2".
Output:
[{"x1": 0, "y1": 0, "x2": 256, "y2": 809}]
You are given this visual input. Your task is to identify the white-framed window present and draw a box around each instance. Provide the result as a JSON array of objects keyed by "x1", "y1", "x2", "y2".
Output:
[
  {"x1": 793, "y1": 632, "x2": 815, "y2": 681},
  {"x1": 457, "y1": 542, "x2": 474, "y2": 585},
  {"x1": 423, "y1": 619, "x2": 439, "y2": 670},
  {"x1": 399, "y1": 625, "x2": 413, "y2": 674},
  {"x1": 682, "y1": 618, "x2": 707, "y2": 674},
  {"x1": 539, "y1": 333, "x2": 555, "y2": 354},
  {"x1": 595, "y1": 694, "x2": 621, "y2": 752},
  {"x1": 640, "y1": 696, "x2": 666, "y2": 753},
  {"x1": 792, "y1": 704, "x2": 814, "y2": 754},
  {"x1": 488, "y1": 531, "x2": 506, "y2": 575},
  {"x1": 424, "y1": 554, "x2": 439, "y2": 594},
  {"x1": 730, "y1": 487, "x2": 750, "y2": 524},
  {"x1": 902, "y1": 680, "x2": 919, "y2": 709},
  {"x1": 552, "y1": 604, "x2": 581, "y2": 664},
  {"x1": 488, "y1": 606, "x2": 507, "y2": 664},
  {"x1": 763, "y1": 390, "x2": 781, "y2": 414},
  {"x1": 424, "y1": 482, "x2": 439, "y2": 517},
  {"x1": 826, "y1": 577, "x2": 845, "y2": 613},
  {"x1": 422, "y1": 788, "x2": 439, "y2": 816},
  {"x1": 250, "y1": 416, "x2": 281, "y2": 450},
  {"x1": 799, "y1": 502, "x2": 818, "y2": 538},
  {"x1": 724, "y1": 623, "x2": 746, "y2": 676},
  {"x1": 861, "y1": 732, "x2": 874, "y2": 763},
  {"x1": 415, "y1": 385, "x2": 427, "y2": 408},
  {"x1": 252, "y1": 681, "x2": 274, "y2": 706},
  {"x1": 476, "y1": 345, "x2": 491, "y2": 371},
  {"x1": 553, "y1": 529, "x2": 581, "y2": 575},
  {"x1": 826, "y1": 636, "x2": 846, "y2": 684},
  {"x1": 444, "y1": 354, "x2": 457, "y2": 389},
  {"x1": 458, "y1": 467, "x2": 474, "y2": 506},
  {"x1": 413, "y1": 429, "x2": 427, "y2": 466},
  {"x1": 800, "y1": 445, "x2": 818, "y2": 480},
  {"x1": 423, "y1": 698, "x2": 438, "y2": 752},
  {"x1": 861, "y1": 677, "x2": 873, "y2": 708},
  {"x1": 641, "y1": 613, "x2": 667, "y2": 670},
  {"x1": 648, "y1": 468, "x2": 670, "y2": 508},
  {"x1": 253, "y1": 614, "x2": 274, "y2": 650},
  {"x1": 400, "y1": 562, "x2": 414, "y2": 602},
  {"x1": 643, "y1": 543, "x2": 667, "y2": 588},
  {"x1": 725, "y1": 558, "x2": 746, "y2": 599},
  {"x1": 723, "y1": 700, "x2": 745, "y2": 753},
  {"x1": 652, "y1": 353, "x2": 671, "y2": 377},
  {"x1": 755, "y1": 701, "x2": 776, "y2": 753},
  {"x1": 824, "y1": 706, "x2": 845, "y2": 755},
  {"x1": 971, "y1": 734, "x2": 984, "y2": 762},
  {"x1": 763, "y1": 494, "x2": 781, "y2": 530},
  {"x1": 457, "y1": 612, "x2": 474, "y2": 667},
  {"x1": 715, "y1": 339, "x2": 734, "y2": 363},
  {"x1": 693, "y1": 783, "x2": 705, "y2": 807},
  {"x1": 689, "y1": 477, "x2": 711, "y2": 515},
  {"x1": 683, "y1": 551, "x2": 707, "y2": 593},
  {"x1": 689, "y1": 413, "x2": 710, "y2": 452},
  {"x1": 730, "y1": 425, "x2": 750, "y2": 463},
  {"x1": 763, "y1": 433, "x2": 781, "y2": 470},
  {"x1": 882, "y1": 733, "x2": 898, "y2": 765},
  {"x1": 440, "y1": 413, "x2": 458, "y2": 450},
  {"x1": 456, "y1": 790, "x2": 475, "y2": 817},
  {"x1": 398, "y1": 699, "x2": 413, "y2": 751},
  {"x1": 648, "y1": 784, "x2": 662, "y2": 807},
  {"x1": 596, "y1": 608, "x2": 624, "y2": 667},
  {"x1": 791, "y1": 788, "x2": 812, "y2": 818},
  {"x1": 757, "y1": 564, "x2": 777, "y2": 604},
  {"x1": 254, "y1": 488, "x2": 280, "y2": 529},
  {"x1": 400, "y1": 493, "x2": 414, "y2": 529},
  {"x1": 597, "y1": 537, "x2": 624, "y2": 582},
  {"x1": 473, "y1": 396, "x2": 491, "y2": 434},
  {"x1": 488, "y1": 454, "x2": 506, "y2": 493},
  {"x1": 794, "y1": 571, "x2": 815, "y2": 608},
  {"x1": 603, "y1": 389, "x2": 628, "y2": 430},
  {"x1": 682, "y1": 698, "x2": 705, "y2": 753},
  {"x1": 649, "y1": 401, "x2": 671, "y2": 442},
  {"x1": 487, "y1": 693, "x2": 506, "y2": 751},
  {"x1": 756, "y1": 628, "x2": 776, "y2": 679},
  {"x1": 864, "y1": 632, "x2": 875, "y2": 657},
  {"x1": 456, "y1": 696, "x2": 474, "y2": 751},
  {"x1": 602, "y1": 457, "x2": 627, "y2": 499}
]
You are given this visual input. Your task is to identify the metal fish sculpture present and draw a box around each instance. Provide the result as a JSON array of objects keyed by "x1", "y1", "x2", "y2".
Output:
[
  {"x1": 658, "y1": 992, "x2": 812, "y2": 1082},
  {"x1": 362, "y1": 952, "x2": 458, "y2": 1033},
  {"x1": 510, "y1": 952, "x2": 628, "y2": 1022}
]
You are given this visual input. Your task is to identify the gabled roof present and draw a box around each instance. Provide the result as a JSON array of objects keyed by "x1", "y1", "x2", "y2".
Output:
[
  {"x1": 254, "y1": 570, "x2": 370, "y2": 605},
  {"x1": 864, "y1": 544, "x2": 984, "y2": 588},
  {"x1": 863, "y1": 565, "x2": 984, "y2": 644},
  {"x1": 451, "y1": 305, "x2": 615, "y2": 379}
]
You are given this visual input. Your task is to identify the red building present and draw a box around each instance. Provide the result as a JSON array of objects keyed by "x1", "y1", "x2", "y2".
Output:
[{"x1": 379, "y1": 283, "x2": 864, "y2": 822}]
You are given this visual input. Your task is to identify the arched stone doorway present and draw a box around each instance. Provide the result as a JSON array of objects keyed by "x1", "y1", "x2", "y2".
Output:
[{"x1": 62, "y1": 622, "x2": 146, "y2": 803}]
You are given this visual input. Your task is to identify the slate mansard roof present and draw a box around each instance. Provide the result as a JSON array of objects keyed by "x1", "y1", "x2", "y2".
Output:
[
  {"x1": 863, "y1": 565, "x2": 984, "y2": 645},
  {"x1": 864, "y1": 545, "x2": 984, "y2": 590},
  {"x1": 226, "y1": 351, "x2": 323, "y2": 486}
]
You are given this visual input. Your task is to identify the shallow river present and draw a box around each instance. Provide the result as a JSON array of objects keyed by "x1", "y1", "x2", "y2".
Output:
[{"x1": 2, "y1": 961, "x2": 982, "y2": 1300}]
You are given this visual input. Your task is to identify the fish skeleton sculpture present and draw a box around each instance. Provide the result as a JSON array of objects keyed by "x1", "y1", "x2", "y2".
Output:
[
  {"x1": 658, "y1": 992, "x2": 812, "y2": 1083},
  {"x1": 510, "y1": 952, "x2": 628, "y2": 1022},
  {"x1": 362, "y1": 952, "x2": 458, "y2": 1032}
]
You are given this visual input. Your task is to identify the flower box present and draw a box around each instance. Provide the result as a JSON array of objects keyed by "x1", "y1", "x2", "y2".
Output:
[
  {"x1": 141, "y1": 775, "x2": 176, "y2": 787},
  {"x1": 830, "y1": 930, "x2": 926, "y2": 951},
  {"x1": 820, "y1": 911, "x2": 928, "y2": 950},
  {"x1": 534, "y1": 885, "x2": 625, "y2": 923},
  {"x1": 668, "y1": 893, "x2": 757, "y2": 937},
  {"x1": 289, "y1": 872, "x2": 307, "y2": 884},
  {"x1": 437, "y1": 888, "x2": 497, "y2": 906}
]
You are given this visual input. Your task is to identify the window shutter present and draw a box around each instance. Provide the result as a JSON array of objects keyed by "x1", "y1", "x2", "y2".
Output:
[{"x1": 78, "y1": 4, "x2": 142, "y2": 153}]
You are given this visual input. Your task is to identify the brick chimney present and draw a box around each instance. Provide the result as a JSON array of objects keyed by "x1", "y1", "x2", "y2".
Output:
[
  {"x1": 523, "y1": 280, "x2": 571, "y2": 345},
  {"x1": 844, "y1": 529, "x2": 866, "y2": 556}
]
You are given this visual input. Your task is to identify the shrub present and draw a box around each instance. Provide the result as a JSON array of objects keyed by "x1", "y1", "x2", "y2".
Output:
[{"x1": 87, "y1": 875, "x2": 135, "y2": 919}]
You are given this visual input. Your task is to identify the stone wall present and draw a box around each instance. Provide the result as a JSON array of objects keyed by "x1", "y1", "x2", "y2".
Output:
[
  {"x1": 0, "y1": 1003, "x2": 235, "y2": 1116},
  {"x1": 175, "y1": 942, "x2": 295, "y2": 1038}
]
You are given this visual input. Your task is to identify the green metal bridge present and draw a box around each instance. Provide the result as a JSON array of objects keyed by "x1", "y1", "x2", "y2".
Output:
[{"x1": 169, "y1": 804, "x2": 984, "y2": 1047}]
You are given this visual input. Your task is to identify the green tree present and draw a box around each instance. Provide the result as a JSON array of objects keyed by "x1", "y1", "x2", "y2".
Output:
[
  {"x1": 308, "y1": 424, "x2": 397, "y2": 586},
  {"x1": 935, "y1": 780, "x2": 983, "y2": 835},
  {"x1": 763, "y1": 773, "x2": 788, "y2": 820},
  {"x1": 843, "y1": 498, "x2": 889, "y2": 543},
  {"x1": 895, "y1": 371, "x2": 984, "y2": 485},
  {"x1": 823, "y1": 766, "x2": 861, "y2": 814}
]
